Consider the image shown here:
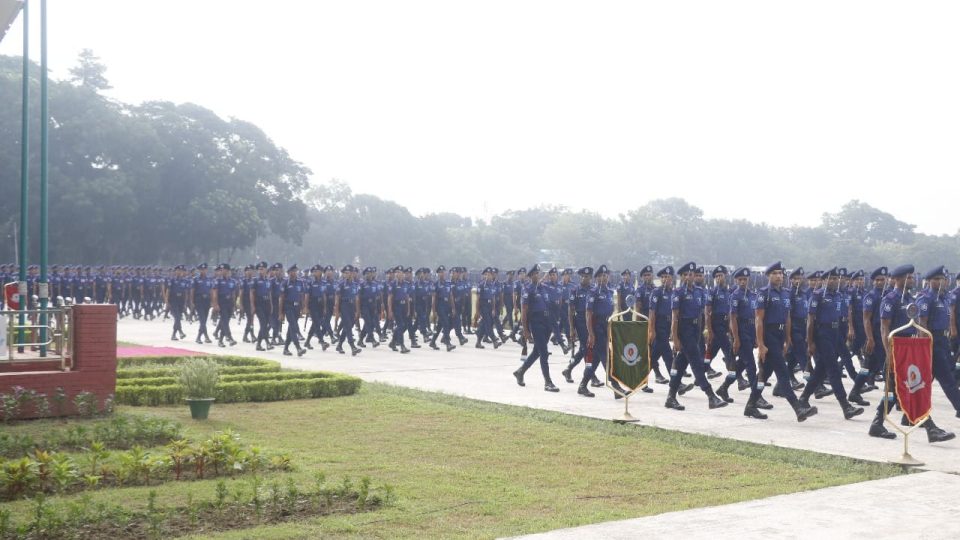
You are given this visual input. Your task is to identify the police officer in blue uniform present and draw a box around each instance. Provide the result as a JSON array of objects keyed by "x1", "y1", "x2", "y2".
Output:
[
  {"x1": 870, "y1": 264, "x2": 953, "y2": 442},
  {"x1": 413, "y1": 268, "x2": 433, "y2": 346},
  {"x1": 358, "y1": 267, "x2": 381, "y2": 348},
  {"x1": 849, "y1": 267, "x2": 889, "y2": 405},
  {"x1": 917, "y1": 266, "x2": 960, "y2": 419},
  {"x1": 785, "y1": 267, "x2": 809, "y2": 386},
  {"x1": 388, "y1": 267, "x2": 413, "y2": 354},
  {"x1": 835, "y1": 268, "x2": 858, "y2": 380},
  {"x1": 304, "y1": 265, "x2": 330, "y2": 351},
  {"x1": 191, "y1": 263, "x2": 213, "y2": 344},
  {"x1": 634, "y1": 265, "x2": 654, "y2": 320},
  {"x1": 279, "y1": 264, "x2": 307, "y2": 356},
  {"x1": 429, "y1": 265, "x2": 457, "y2": 352},
  {"x1": 578, "y1": 265, "x2": 629, "y2": 398},
  {"x1": 251, "y1": 262, "x2": 274, "y2": 351},
  {"x1": 561, "y1": 267, "x2": 600, "y2": 386},
  {"x1": 665, "y1": 262, "x2": 727, "y2": 411},
  {"x1": 848, "y1": 270, "x2": 868, "y2": 374},
  {"x1": 475, "y1": 267, "x2": 502, "y2": 349},
  {"x1": 707, "y1": 265, "x2": 738, "y2": 402},
  {"x1": 211, "y1": 263, "x2": 238, "y2": 347},
  {"x1": 730, "y1": 267, "x2": 773, "y2": 418},
  {"x1": 335, "y1": 265, "x2": 362, "y2": 356},
  {"x1": 544, "y1": 268, "x2": 570, "y2": 354},
  {"x1": 502, "y1": 270, "x2": 517, "y2": 336},
  {"x1": 751, "y1": 262, "x2": 818, "y2": 422},
  {"x1": 513, "y1": 265, "x2": 559, "y2": 392},
  {"x1": 617, "y1": 269, "x2": 635, "y2": 322},
  {"x1": 797, "y1": 267, "x2": 863, "y2": 419},
  {"x1": 165, "y1": 265, "x2": 189, "y2": 341},
  {"x1": 647, "y1": 266, "x2": 675, "y2": 386}
]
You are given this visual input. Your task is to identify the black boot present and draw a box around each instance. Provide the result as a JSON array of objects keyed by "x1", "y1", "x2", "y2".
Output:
[
  {"x1": 590, "y1": 375, "x2": 604, "y2": 388},
  {"x1": 755, "y1": 396, "x2": 774, "y2": 410},
  {"x1": 561, "y1": 365, "x2": 574, "y2": 384},
  {"x1": 677, "y1": 383, "x2": 695, "y2": 396},
  {"x1": 705, "y1": 387, "x2": 729, "y2": 409},
  {"x1": 842, "y1": 402, "x2": 864, "y2": 420},
  {"x1": 737, "y1": 375, "x2": 751, "y2": 391},
  {"x1": 791, "y1": 400, "x2": 818, "y2": 422},
  {"x1": 297, "y1": 346, "x2": 307, "y2": 357},
  {"x1": 847, "y1": 390, "x2": 869, "y2": 406},
  {"x1": 544, "y1": 379, "x2": 559, "y2": 392},
  {"x1": 351, "y1": 344, "x2": 361, "y2": 356},
  {"x1": 716, "y1": 380, "x2": 734, "y2": 403},
  {"x1": 400, "y1": 344, "x2": 411, "y2": 354},
  {"x1": 814, "y1": 385, "x2": 833, "y2": 400},
  {"x1": 577, "y1": 380, "x2": 595, "y2": 398},
  {"x1": 705, "y1": 366, "x2": 722, "y2": 380},
  {"x1": 654, "y1": 367, "x2": 669, "y2": 385},
  {"x1": 922, "y1": 418, "x2": 956, "y2": 443},
  {"x1": 512, "y1": 368, "x2": 526, "y2": 387},
  {"x1": 743, "y1": 398, "x2": 768, "y2": 420},
  {"x1": 665, "y1": 388, "x2": 685, "y2": 410},
  {"x1": 869, "y1": 410, "x2": 896, "y2": 439},
  {"x1": 283, "y1": 348, "x2": 292, "y2": 356}
]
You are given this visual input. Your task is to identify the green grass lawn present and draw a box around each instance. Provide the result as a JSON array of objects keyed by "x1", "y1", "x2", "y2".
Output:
[{"x1": 1, "y1": 383, "x2": 903, "y2": 539}]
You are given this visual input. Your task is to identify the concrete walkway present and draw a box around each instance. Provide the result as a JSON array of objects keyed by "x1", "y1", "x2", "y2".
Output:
[
  {"x1": 117, "y1": 318, "x2": 960, "y2": 473},
  {"x1": 508, "y1": 471, "x2": 960, "y2": 540}
]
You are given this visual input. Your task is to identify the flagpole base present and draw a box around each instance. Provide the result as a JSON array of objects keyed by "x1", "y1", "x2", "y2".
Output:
[
  {"x1": 889, "y1": 452, "x2": 923, "y2": 467},
  {"x1": 614, "y1": 396, "x2": 640, "y2": 423}
]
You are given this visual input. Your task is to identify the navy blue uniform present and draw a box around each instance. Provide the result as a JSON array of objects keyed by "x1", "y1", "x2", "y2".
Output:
[
  {"x1": 359, "y1": 279, "x2": 381, "y2": 344},
  {"x1": 253, "y1": 274, "x2": 273, "y2": 347},
  {"x1": 805, "y1": 287, "x2": 849, "y2": 404},
  {"x1": 476, "y1": 279, "x2": 499, "y2": 345},
  {"x1": 337, "y1": 280, "x2": 360, "y2": 348},
  {"x1": 731, "y1": 285, "x2": 759, "y2": 390},
  {"x1": 192, "y1": 274, "x2": 214, "y2": 342},
  {"x1": 518, "y1": 282, "x2": 554, "y2": 382},
  {"x1": 583, "y1": 284, "x2": 616, "y2": 383},
  {"x1": 917, "y1": 288, "x2": 960, "y2": 413},
  {"x1": 648, "y1": 285, "x2": 674, "y2": 375},
  {"x1": 750, "y1": 285, "x2": 800, "y2": 406},
  {"x1": 282, "y1": 277, "x2": 306, "y2": 351},
  {"x1": 215, "y1": 276, "x2": 237, "y2": 343},
  {"x1": 669, "y1": 284, "x2": 710, "y2": 391},
  {"x1": 167, "y1": 276, "x2": 190, "y2": 338},
  {"x1": 707, "y1": 284, "x2": 734, "y2": 372}
]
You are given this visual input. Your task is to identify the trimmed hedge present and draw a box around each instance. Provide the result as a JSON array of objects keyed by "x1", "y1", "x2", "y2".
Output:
[
  {"x1": 117, "y1": 364, "x2": 281, "y2": 379},
  {"x1": 117, "y1": 355, "x2": 275, "y2": 368},
  {"x1": 117, "y1": 371, "x2": 344, "y2": 388},
  {"x1": 115, "y1": 374, "x2": 362, "y2": 406}
]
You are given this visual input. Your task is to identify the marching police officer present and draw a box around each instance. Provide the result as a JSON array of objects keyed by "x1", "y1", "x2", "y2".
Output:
[
  {"x1": 730, "y1": 268, "x2": 773, "y2": 419},
  {"x1": 707, "y1": 265, "x2": 737, "y2": 402},
  {"x1": 751, "y1": 262, "x2": 818, "y2": 422},
  {"x1": 665, "y1": 262, "x2": 727, "y2": 411},
  {"x1": 798, "y1": 267, "x2": 863, "y2": 419},
  {"x1": 617, "y1": 269, "x2": 635, "y2": 322},
  {"x1": 191, "y1": 263, "x2": 213, "y2": 344},
  {"x1": 475, "y1": 267, "x2": 502, "y2": 349},
  {"x1": 212, "y1": 263, "x2": 238, "y2": 348},
  {"x1": 279, "y1": 264, "x2": 307, "y2": 356},
  {"x1": 165, "y1": 265, "x2": 189, "y2": 341},
  {"x1": 578, "y1": 265, "x2": 628, "y2": 398},
  {"x1": 917, "y1": 266, "x2": 960, "y2": 419},
  {"x1": 513, "y1": 265, "x2": 559, "y2": 392},
  {"x1": 389, "y1": 267, "x2": 413, "y2": 354},
  {"x1": 429, "y1": 265, "x2": 457, "y2": 352},
  {"x1": 647, "y1": 266, "x2": 675, "y2": 386},
  {"x1": 335, "y1": 265, "x2": 362, "y2": 356},
  {"x1": 561, "y1": 267, "x2": 599, "y2": 386},
  {"x1": 304, "y1": 265, "x2": 330, "y2": 351}
]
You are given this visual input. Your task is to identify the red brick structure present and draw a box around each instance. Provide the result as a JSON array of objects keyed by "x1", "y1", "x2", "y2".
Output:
[{"x1": 0, "y1": 304, "x2": 117, "y2": 419}]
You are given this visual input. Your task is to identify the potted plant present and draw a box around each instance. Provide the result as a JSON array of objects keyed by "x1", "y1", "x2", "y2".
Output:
[{"x1": 178, "y1": 358, "x2": 220, "y2": 420}]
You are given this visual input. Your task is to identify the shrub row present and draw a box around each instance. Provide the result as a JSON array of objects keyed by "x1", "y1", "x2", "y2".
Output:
[
  {"x1": 117, "y1": 364, "x2": 281, "y2": 380},
  {"x1": 115, "y1": 375, "x2": 362, "y2": 406},
  {"x1": 117, "y1": 355, "x2": 276, "y2": 369},
  {"x1": 117, "y1": 371, "x2": 345, "y2": 388}
]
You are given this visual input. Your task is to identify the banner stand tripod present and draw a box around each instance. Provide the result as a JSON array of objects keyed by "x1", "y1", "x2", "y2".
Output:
[{"x1": 884, "y1": 304, "x2": 930, "y2": 467}]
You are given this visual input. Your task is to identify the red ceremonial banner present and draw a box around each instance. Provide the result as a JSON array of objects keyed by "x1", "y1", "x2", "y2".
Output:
[
  {"x1": 4, "y1": 282, "x2": 19, "y2": 310},
  {"x1": 890, "y1": 336, "x2": 934, "y2": 425}
]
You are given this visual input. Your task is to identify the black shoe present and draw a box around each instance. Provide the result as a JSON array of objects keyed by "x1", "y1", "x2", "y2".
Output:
[
  {"x1": 389, "y1": 343, "x2": 398, "y2": 352},
  {"x1": 179, "y1": 332, "x2": 187, "y2": 339},
  {"x1": 400, "y1": 345, "x2": 411, "y2": 354},
  {"x1": 926, "y1": 424, "x2": 956, "y2": 443},
  {"x1": 862, "y1": 383, "x2": 878, "y2": 394},
  {"x1": 475, "y1": 343, "x2": 485, "y2": 349},
  {"x1": 228, "y1": 339, "x2": 237, "y2": 347},
  {"x1": 430, "y1": 342, "x2": 440, "y2": 350},
  {"x1": 793, "y1": 403, "x2": 818, "y2": 422},
  {"x1": 351, "y1": 346, "x2": 361, "y2": 356},
  {"x1": 755, "y1": 396, "x2": 774, "y2": 410},
  {"x1": 560, "y1": 343, "x2": 570, "y2": 355},
  {"x1": 561, "y1": 367, "x2": 574, "y2": 384},
  {"x1": 411, "y1": 342, "x2": 421, "y2": 348},
  {"x1": 641, "y1": 386, "x2": 654, "y2": 393},
  {"x1": 304, "y1": 342, "x2": 313, "y2": 350},
  {"x1": 900, "y1": 414, "x2": 911, "y2": 427},
  {"x1": 458, "y1": 337, "x2": 468, "y2": 346},
  {"x1": 814, "y1": 386, "x2": 833, "y2": 400},
  {"x1": 544, "y1": 382, "x2": 559, "y2": 392},
  {"x1": 283, "y1": 349, "x2": 292, "y2": 356},
  {"x1": 171, "y1": 335, "x2": 179, "y2": 341},
  {"x1": 791, "y1": 378, "x2": 805, "y2": 391},
  {"x1": 665, "y1": 394, "x2": 685, "y2": 411},
  {"x1": 493, "y1": 340, "x2": 501, "y2": 349},
  {"x1": 655, "y1": 375, "x2": 669, "y2": 385},
  {"x1": 446, "y1": 343, "x2": 456, "y2": 352},
  {"x1": 204, "y1": 337, "x2": 212, "y2": 344},
  {"x1": 256, "y1": 345, "x2": 266, "y2": 351},
  {"x1": 842, "y1": 403, "x2": 864, "y2": 420},
  {"x1": 707, "y1": 390, "x2": 729, "y2": 409},
  {"x1": 678, "y1": 383, "x2": 695, "y2": 396},
  {"x1": 847, "y1": 392, "x2": 869, "y2": 406},
  {"x1": 513, "y1": 369, "x2": 525, "y2": 387},
  {"x1": 297, "y1": 347, "x2": 307, "y2": 357},
  {"x1": 266, "y1": 343, "x2": 274, "y2": 350},
  {"x1": 358, "y1": 341, "x2": 367, "y2": 348},
  {"x1": 744, "y1": 404, "x2": 768, "y2": 420},
  {"x1": 737, "y1": 376, "x2": 751, "y2": 391},
  {"x1": 196, "y1": 338, "x2": 203, "y2": 344},
  {"x1": 337, "y1": 346, "x2": 345, "y2": 354},
  {"x1": 772, "y1": 385, "x2": 783, "y2": 398},
  {"x1": 706, "y1": 367, "x2": 722, "y2": 380},
  {"x1": 578, "y1": 384, "x2": 595, "y2": 398},
  {"x1": 218, "y1": 340, "x2": 226, "y2": 348},
  {"x1": 869, "y1": 420, "x2": 896, "y2": 439},
  {"x1": 716, "y1": 385, "x2": 734, "y2": 403}
]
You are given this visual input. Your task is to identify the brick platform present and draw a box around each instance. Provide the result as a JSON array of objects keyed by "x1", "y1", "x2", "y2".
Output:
[{"x1": 0, "y1": 304, "x2": 118, "y2": 418}]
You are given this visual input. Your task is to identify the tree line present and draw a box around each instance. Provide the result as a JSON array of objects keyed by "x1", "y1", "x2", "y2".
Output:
[{"x1": 2, "y1": 52, "x2": 958, "y2": 273}]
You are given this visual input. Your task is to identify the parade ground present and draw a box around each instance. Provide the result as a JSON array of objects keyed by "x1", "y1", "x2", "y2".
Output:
[{"x1": 117, "y1": 318, "x2": 960, "y2": 538}]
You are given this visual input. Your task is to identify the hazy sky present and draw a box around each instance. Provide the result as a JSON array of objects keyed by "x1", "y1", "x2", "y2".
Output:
[{"x1": 3, "y1": 1, "x2": 958, "y2": 234}]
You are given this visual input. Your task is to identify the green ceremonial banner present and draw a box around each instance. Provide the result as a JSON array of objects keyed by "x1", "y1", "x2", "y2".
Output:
[{"x1": 609, "y1": 319, "x2": 650, "y2": 392}]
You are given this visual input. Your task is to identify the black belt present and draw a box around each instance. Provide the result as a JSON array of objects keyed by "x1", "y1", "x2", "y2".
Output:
[
  {"x1": 738, "y1": 317, "x2": 755, "y2": 324},
  {"x1": 765, "y1": 323, "x2": 785, "y2": 331},
  {"x1": 934, "y1": 330, "x2": 949, "y2": 337},
  {"x1": 818, "y1": 322, "x2": 839, "y2": 329},
  {"x1": 681, "y1": 317, "x2": 700, "y2": 325}
]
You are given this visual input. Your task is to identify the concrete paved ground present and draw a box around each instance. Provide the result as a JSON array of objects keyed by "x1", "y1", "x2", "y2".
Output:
[
  {"x1": 508, "y1": 471, "x2": 960, "y2": 540},
  {"x1": 117, "y1": 317, "x2": 960, "y2": 473}
]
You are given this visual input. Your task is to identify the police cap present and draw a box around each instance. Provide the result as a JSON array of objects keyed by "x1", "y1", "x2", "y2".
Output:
[
  {"x1": 640, "y1": 265, "x2": 653, "y2": 275},
  {"x1": 924, "y1": 265, "x2": 947, "y2": 280},
  {"x1": 594, "y1": 265, "x2": 609, "y2": 277},
  {"x1": 788, "y1": 267, "x2": 804, "y2": 279},
  {"x1": 764, "y1": 261, "x2": 784, "y2": 275},
  {"x1": 732, "y1": 267, "x2": 750, "y2": 279},
  {"x1": 890, "y1": 264, "x2": 914, "y2": 278},
  {"x1": 436, "y1": 265, "x2": 446, "y2": 273},
  {"x1": 577, "y1": 267, "x2": 593, "y2": 277},
  {"x1": 678, "y1": 262, "x2": 696, "y2": 275},
  {"x1": 527, "y1": 264, "x2": 541, "y2": 277},
  {"x1": 658, "y1": 266, "x2": 675, "y2": 278},
  {"x1": 197, "y1": 263, "x2": 208, "y2": 270},
  {"x1": 870, "y1": 267, "x2": 887, "y2": 280},
  {"x1": 713, "y1": 265, "x2": 729, "y2": 277}
]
